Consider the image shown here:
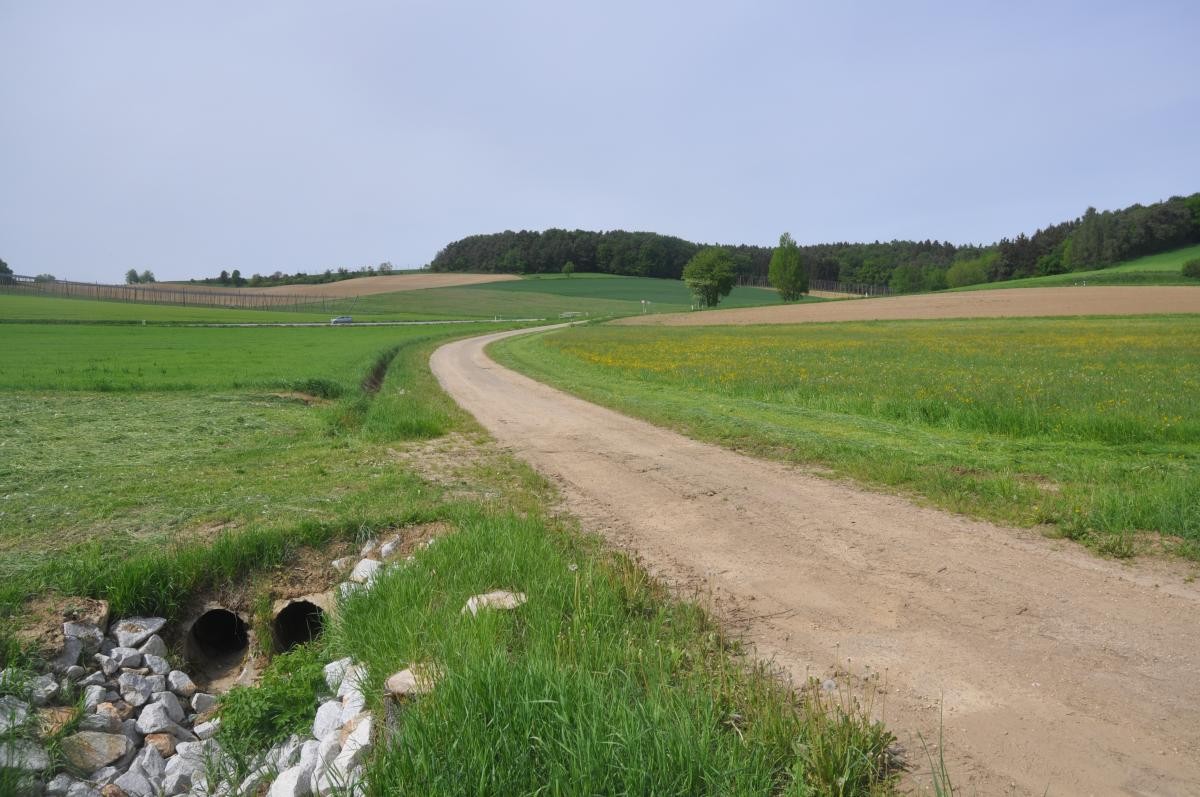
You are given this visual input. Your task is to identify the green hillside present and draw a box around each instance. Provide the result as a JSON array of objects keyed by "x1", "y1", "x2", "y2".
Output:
[{"x1": 954, "y1": 244, "x2": 1200, "y2": 291}]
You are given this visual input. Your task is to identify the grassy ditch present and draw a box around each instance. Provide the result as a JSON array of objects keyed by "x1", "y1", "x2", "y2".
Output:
[
  {"x1": 2, "y1": 318, "x2": 904, "y2": 795},
  {"x1": 493, "y1": 316, "x2": 1200, "y2": 558}
]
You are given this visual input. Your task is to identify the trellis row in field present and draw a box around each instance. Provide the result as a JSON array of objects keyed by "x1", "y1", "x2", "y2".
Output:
[{"x1": 0, "y1": 274, "x2": 342, "y2": 312}]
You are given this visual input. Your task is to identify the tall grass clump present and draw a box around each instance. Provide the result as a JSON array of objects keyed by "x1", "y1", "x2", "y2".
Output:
[
  {"x1": 328, "y1": 509, "x2": 896, "y2": 796},
  {"x1": 217, "y1": 645, "x2": 330, "y2": 763}
]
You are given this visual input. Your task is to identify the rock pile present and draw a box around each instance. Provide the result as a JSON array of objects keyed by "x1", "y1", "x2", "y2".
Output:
[
  {"x1": 0, "y1": 611, "x2": 223, "y2": 796},
  {"x1": 2, "y1": 532, "x2": 525, "y2": 797}
]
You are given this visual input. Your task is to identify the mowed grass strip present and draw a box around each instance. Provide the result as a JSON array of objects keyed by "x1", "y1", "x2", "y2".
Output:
[{"x1": 493, "y1": 316, "x2": 1200, "y2": 556}]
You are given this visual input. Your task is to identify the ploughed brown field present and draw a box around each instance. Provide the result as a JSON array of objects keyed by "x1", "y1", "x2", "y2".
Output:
[
  {"x1": 156, "y1": 272, "x2": 518, "y2": 297},
  {"x1": 617, "y1": 285, "x2": 1200, "y2": 325}
]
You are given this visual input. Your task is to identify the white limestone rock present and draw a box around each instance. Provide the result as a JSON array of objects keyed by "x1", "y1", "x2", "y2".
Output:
[
  {"x1": 168, "y1": 670, "x2": 198, "y2": 699},
  {"x1": 58, "y1": 731, "x2": 130, "y2": 771},
  {"x1": 108, "y1": 646, "x2": 142, "y2": 670},
  {"x1": 191, "y1": 691, "x2": 217, "y2": 714},
  {"x1": 311, "y1": 700, "x2": 342, "y2": 740},
  {"x1": 348, "y1": 559, "x2": 382, "y2": 584},
  {"x1": 0, "y1": 695, "x2": 30, "y2": 734},
  {"x1": 152, "y1": 691, "x2": 186, "y2": 723},
  {"x1": 0, "y1": 739, "x2": 50, "y2": 771},
  {"x1": 384, "y1": 666, "x2": 436, "y2": 698},
  {"x1": 461, "y1": 590, "x2": 527, "y2": 616},
  {"x1": 136, "y1": 701, "x2": 176, "y2": 735},
  {"x1": 322, "y1": 658, "x2": 353, "y2": 692},
  {"x1": 144, "y1": 654, "x2": 171, "y2": 675},
  {"x1": 139, "y1": 634, "x2": 169, "y2": 658},
  {"x1": 62, "y1": 621, "x2": 105, "y2": 655},
  {"x1": 111, "y1": 617, "x2": 167, "y2": 649},
  {"x1": 28, "y1": 672, "x2": 60, "y2": 706},
  {"x1": 82, "y1": 684, "x2": 107, "y2": 711}
]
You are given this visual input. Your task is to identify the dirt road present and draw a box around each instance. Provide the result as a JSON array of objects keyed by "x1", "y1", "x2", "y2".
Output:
[
  {"x1": 618, "y1": 285, "x2": 1200, "y2": 326},
  {"x1": 432, "y1": 326, "x2": 1200, "y2": 796}
]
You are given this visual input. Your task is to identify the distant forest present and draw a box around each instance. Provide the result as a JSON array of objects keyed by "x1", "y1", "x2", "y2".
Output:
[{"x1": 428, "y1": 192, "x2": 1200, "y2": 292}]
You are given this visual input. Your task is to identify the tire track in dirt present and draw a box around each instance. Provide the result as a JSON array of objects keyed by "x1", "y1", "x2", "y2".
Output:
[{"x1": 431, "y1": 325, "x2": 1200, "y2": 797}]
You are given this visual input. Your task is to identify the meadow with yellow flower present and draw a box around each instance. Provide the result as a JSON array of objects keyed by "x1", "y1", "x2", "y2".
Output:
[{"x1": 494, "y1": 315, "x2": 1200, "y2": 557}]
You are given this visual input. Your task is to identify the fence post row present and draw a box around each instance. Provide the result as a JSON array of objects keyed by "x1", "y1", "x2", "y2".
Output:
[
  {"x1": 0, "y1": 275, "x2": 328, "y2": 311},
  {"x1": 734, "y1": 274, "x2": 890, "y2": 296}
]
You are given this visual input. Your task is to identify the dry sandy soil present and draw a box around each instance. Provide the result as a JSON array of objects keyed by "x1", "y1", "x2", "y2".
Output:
[
  {"x1": 155, "y1": 272, "x2": 517, "y2": 298},
  {"x1": 432, "y1": 325, "x2": 1200, "y2": 797},
  {"x1": 618, "y1": 285, "x2": 1200, "y2": 326}
]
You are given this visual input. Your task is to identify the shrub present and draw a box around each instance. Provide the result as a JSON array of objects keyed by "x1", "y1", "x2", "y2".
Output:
[
  {"x1": 1182, "y1": 258, "x2": 1200, "y2": 279},
  {"x1": 291, "y1": 378, "x2": 344, "y2": 399}
]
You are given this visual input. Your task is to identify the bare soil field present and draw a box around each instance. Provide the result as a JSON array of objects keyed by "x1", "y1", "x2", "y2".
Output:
[
  {"x1": 158, "y1": 272, "x2": 518, "y2": 297},
  {"x1": 432, "y1": 325, "x2": 1200, "y2": 797},
  {"x1": 618, "y1": 285, "x2": 1200, "y2": 326}
]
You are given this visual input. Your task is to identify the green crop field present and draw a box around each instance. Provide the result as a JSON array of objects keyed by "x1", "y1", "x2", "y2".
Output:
[
  {"x1": 494, "y1": 316, "x2": 1200, "y2": 558},
  {"x1": 0, "y1": 323, "x2": 503, "y2": 392},
  {"x1": 0, "y1": 293, "x2": 419, "y2": 324},
  {"x1": 0, "y1": 317, "x2": 896, "y2": 795},
  {"x1": 956, "y1": 244, "x2": 1200, "y2": 290},
  {"x1": 343, "y1": 274, "x2": 804, "y2": 319}
]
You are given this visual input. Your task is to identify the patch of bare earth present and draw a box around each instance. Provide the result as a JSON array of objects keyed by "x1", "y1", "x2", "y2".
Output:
[
  {"x1": 432, "y1": 326, "x2": 1200, "y2": 797},
  {"x1": 153, "y1": 272, "x2": 519, "y2": 298},
  {"x1": 617, "y1": 286, "x2": 1200, "y2": 326}
]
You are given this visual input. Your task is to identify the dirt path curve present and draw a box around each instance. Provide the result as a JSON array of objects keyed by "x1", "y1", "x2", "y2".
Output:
[{"x1": 431, "y1": 326, "x2": 1200, "y2": 797}]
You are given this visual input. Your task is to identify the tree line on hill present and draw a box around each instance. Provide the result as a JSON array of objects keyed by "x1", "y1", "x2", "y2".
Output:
[
  {"x1": 185, "y1": 262, "x2": 400, "y2": 289},
  {"x1": 428, "y1": 192, "x2": 1200, "y2": 294}
]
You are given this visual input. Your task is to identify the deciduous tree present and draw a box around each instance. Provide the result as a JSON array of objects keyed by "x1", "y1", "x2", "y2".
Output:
[
  {"x1": 683, "y1": 247, "x2": 735, "y2": 308},
  {"x1": 767, "y1": 232, "x2": 808, "y2": 300}
]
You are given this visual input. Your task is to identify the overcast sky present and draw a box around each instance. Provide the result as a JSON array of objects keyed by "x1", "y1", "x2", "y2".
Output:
[{"x1": 2, "y1": 2, "x2": 1197, "y2": 282}]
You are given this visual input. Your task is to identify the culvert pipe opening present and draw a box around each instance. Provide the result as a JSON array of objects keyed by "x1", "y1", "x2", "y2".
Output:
[
  {"x1": 187, "y1": 608, "x2": 250, "y2": 664},
  {"x1": 273, "y1": 600, "x2": 325, "y2": 652}
]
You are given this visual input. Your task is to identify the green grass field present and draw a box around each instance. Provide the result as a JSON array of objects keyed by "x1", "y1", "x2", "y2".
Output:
[
  {"x1": 346, "y1": 274, "x2": 801, "y2": 319},
  {"x1": 0, "y1": 323, "x2": 491, "y2": 391},
  {"x1": 957, "y1": 244, "x2": 1200, "y2": 290},
  {"x1": 0, "y1": 324, "x2": 476, "y2": 581},
  {"x1": 494, "y1": 316, "x2": 1200, "y2": 557},
  {"x1": 1, "y1": 318, "x2": 898, "y2": 795}
]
